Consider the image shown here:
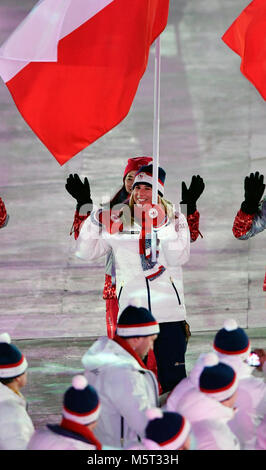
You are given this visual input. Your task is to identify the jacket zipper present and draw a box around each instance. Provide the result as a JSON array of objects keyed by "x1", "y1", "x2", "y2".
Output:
[
  {"x1": 117, "y1": 282, "x2": 124, "y2": 304},
  {"x1": 120, "y1": 416, "x2": 124, "y2": 448},
  {"x1": 170, "y1": 277, "x2": 181, "y2": 305}
]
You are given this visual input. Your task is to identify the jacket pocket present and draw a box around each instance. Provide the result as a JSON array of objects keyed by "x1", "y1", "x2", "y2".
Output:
[{"x1": 170, "y1": 277, "x2": 181, "y2": 305}]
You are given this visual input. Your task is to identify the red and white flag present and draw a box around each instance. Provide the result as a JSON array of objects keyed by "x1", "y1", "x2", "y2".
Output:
[
  {"x1": 222, "y1": 0, "x2": 266, "y2": 100},
  {"x1": 0, "y1": 0, "x2": 170, "y2": 165}
]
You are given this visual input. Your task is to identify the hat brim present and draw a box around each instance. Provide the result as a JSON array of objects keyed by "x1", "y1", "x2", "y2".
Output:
[
  {"x1": 117, "y1": 322, "x2": 160, "y2": 338},
  {"x1": 0, "y1": 355, "x2": 28, "y2": 379}
]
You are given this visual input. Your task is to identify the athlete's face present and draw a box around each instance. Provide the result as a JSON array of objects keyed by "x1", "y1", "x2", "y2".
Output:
[
  {"x1": 135, "y1": 334, "x2": 158, "y2": 359},
  {"x1": 133, "y1": 184, "x2": 153, "y2": 206}
]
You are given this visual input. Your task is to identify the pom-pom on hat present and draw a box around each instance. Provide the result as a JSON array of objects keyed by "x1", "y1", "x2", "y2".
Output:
[
  {"x1": 199, "y1": 353, "x2": 238, "y2": 402},
  {"x1": 144, "y1": 409, "x2": 191, "y2": 450},
  {"x1": 213, "y1": 319, "x2": 250, "y2": 359},
  {"x1": 132, "y1": 164, "x2": 166, "y2": 197},
  {"x1": 123, "y1": 156, "x2": 153, "y2": 179},
  {"x1": 63, "y1": 375, "x2": 100, "y2": 425},
  {"x1": 116, "y1": 305, "x2": 159, "y2": 338},
  {"x1": 0, "y1": 333, "x2": 28, "y2": 379}
]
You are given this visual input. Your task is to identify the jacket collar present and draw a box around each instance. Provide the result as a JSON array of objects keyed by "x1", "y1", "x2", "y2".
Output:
[
  {"x1": 48, "y1": 418, "x2": 102, "y2": 450},
  {"x1": 82, "y1": 336, "x2": 150, "y2": 373},
  {"x1": 113, "y1": 335, "x2": 148, "y2": 370},
  {"x1": 0, "y1": 382, "x2": 26, "y2": 404}
]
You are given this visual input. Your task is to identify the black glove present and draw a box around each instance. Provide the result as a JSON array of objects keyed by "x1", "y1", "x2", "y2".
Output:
[
  {"x1": 180, "y1": 175, "x2": 205, "y2": 215},
  {"x1": 241, "y1": 172, "x2": 265, "y2": 214},
  {"x1": 65, "y1": 173, "x2": 93, "y2": 212}
]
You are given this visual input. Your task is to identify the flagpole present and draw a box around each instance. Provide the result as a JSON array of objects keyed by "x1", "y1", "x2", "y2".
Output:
[
  {"x1": 152, "y1": 36, "x2": 161, "y2": 204},
  {"x1": 151, "y1": 36, "x2": 161, "y2": 261}
]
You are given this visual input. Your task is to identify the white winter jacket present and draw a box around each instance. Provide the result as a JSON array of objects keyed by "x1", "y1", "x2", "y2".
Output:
[
  {"x1": 256, "y1": 362, "x2": 266, "y2": 450},
  {"x1": 166, "y1": 386, "x2": 240, "y2": 450},
  {"x1": 76, "y1": 209, "x2": 190, "y2": 323},
  {"x1": 81, "y1": 336, "x2": 159, "y2": 448},
  {"x1": 27, "y1": 426, "x2": 98, "y2": 450},
  {"x1": 0, "y1": 383, "x2": 34, "y2": 450},
  {"x1": 216, "y1": 354, "x2": 266, "y2": 450}
]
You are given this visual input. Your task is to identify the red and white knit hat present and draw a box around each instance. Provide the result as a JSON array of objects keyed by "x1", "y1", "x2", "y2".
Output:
[
  {"x1": 0, "y1": 333, "x2": 28, "y2": 378},
  {"x1": 123, "y1": 156, "x2": 153, "y2": 179},
  {"x1": 213, "y1": 319, "x2": 250, "y2": 360},
  {"x1": 143, "y1": 408, "x2": 191, "y2": 450},
  {"x1": 63, "y1": 375, "x2": 101, "y2": 425},
  {"x1": 199, "y1": 353, "x2": 238, "y2": 402},
  {"x1": 116, "y1": 305, "x2": 159, "y2": 338},
  {"x1": 132, "y1": 164, "x2": 166, "y2": 197}
]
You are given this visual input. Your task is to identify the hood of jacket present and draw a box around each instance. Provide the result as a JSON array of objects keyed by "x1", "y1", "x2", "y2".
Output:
[{"x1": 82, "y1": 336, "x2": 145, "y2": 373}]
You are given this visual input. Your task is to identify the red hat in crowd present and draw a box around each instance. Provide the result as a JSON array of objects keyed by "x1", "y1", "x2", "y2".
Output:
[{"x1": 123, "y1": 156, "x2": 153, "y2": 179}]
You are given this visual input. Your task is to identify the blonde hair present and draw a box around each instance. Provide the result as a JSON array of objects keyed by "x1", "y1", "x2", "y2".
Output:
[{"x1": 119, "y1": 193, "x2": 174, "y2": 227}]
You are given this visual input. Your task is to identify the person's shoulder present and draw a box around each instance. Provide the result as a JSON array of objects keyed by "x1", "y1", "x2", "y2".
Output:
[
  {"x1": 239, "y1": 374, "x2": 266, "y2": 396},
  {"x1": 0, "y1": 397, "x2": 29, "y2": 424},
  {"x1": 29, "y1": 426, "x2": 51, "y2": 442},
  {"x1": 82, "y1": 336, "x2": 139, "y2": 374}
]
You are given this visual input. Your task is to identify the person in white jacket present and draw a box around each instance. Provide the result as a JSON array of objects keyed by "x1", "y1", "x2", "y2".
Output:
[
  {"x1": 76, "y1": 164, "x2": 191, "y2": 393},
  {"x1": 213, "y1": 319, "x2": 266, "y2": 450},
  {"x1": 252, "y1": 348, "x2": 266, "y2": 450},
  {"x1": 82, "y1": 305, "x2": 160, "y2": 448},
  {"x1": 166, "y1": 352, "x2": 240, "y2": 450},
  {"x1": 28, "y1": 375, "x2": 105, "y2": 450},
  {"x1": 0, "y1": 333, "x2": 34, "y2": 450}
]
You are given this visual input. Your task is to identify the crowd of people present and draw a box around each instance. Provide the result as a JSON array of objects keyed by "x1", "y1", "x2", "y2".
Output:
[
  {"x1": 0, "y1": 158, "x2": 265, "y2": 451},
  {"x1": 0, "y1": 314, "x2": 265, "y2": 450}
]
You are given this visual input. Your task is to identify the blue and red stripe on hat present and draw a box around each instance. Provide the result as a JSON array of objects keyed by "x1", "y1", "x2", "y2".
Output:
[
  {"x1": 116, "y1": 320, "x2": 159, "y2": 338},
  {"x1": 62, "y1": 401, "x2": 101, "y2": 425},
  {"x1": 0, "y1": 350, "x2": 28, "y2": 379}
]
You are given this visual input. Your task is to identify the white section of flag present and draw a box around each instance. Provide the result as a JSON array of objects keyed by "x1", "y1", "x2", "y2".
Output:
[
  {"x1": 60, "y1": 0, "x2": 115, "y2": 41},
  {"x1": 0, "y1": 0, "x2": 115, "y2": 82}
]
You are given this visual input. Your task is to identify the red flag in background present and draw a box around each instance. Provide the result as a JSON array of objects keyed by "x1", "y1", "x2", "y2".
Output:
[
  {"x1": 222, "y1": 0, "x2": 266, "y2": 100},
  {"x1": 0, "y1": 0, "x2": 170, "y2": 165}
]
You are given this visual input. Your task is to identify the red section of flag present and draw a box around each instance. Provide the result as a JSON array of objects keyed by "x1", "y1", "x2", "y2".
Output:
[
  {"x1": 6, "y1": 0, "x2": 169, "y2": 165},
  {"x1": 222, "y1": 0, "x2": 266, "y2": 100}
]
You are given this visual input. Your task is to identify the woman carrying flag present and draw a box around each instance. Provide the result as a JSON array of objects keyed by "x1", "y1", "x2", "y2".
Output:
[
  {"x1": 74, "y1": 163, "x2": 199, "y2": 393},
  {"x1": 66, "y1": 160, "x2": 204, "y2": 339}
]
